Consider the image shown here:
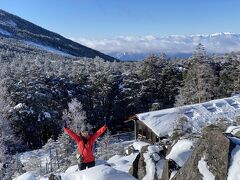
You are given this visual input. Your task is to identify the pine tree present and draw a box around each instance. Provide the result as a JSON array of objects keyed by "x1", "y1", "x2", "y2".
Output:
[{"x1": 175, "y1": 61, "x2": 217, "y2": 106}]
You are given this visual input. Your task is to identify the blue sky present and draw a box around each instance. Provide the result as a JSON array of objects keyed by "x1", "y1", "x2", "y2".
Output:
[{"x1": 1, "y1": 0, "x2": 240, "y2": 39}]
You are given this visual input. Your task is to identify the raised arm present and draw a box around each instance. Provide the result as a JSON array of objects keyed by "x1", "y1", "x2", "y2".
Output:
[
  {"x1": 64, "y1": 127, "x2": 81, "y2": 143},
  {"x1": 91, "y1": 125, "x2": 107, "y2": 142}
]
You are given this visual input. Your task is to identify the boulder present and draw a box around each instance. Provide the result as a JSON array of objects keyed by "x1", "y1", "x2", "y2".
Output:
[{"x1": 171, "y1": 125, "x2": 233, "y2": 180}]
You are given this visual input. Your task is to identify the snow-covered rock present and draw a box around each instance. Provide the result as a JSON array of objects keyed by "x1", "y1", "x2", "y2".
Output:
[
  {"x1": 226, "y1": 125, "x2": 240, "y2": 135},
  {"x1": 166, "y1": 139, "x2": 194, "y2": 166},
  {"x1": 198, "y1": 156, "x2": 215, "y2": 180},
  {"x1": 228, "y1": 145, "x2": 240, "y2": 180},
  {"x1": 63, "y1": 165, "x2": 136, "y2": 180},
  {"x1": 13, "y1": 172, "x2": 37, "y2": 180},
  {"x1": 108, "y1": 153, "x2": 139, "y2": 173},
  {"x1": 132, "y1": 141, "x2": 150, "y2": 151}
]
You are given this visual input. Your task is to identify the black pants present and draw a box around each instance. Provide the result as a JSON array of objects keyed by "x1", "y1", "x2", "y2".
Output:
[{"x1": 78, "y1": 161, "x2": 95, "y2": 170}]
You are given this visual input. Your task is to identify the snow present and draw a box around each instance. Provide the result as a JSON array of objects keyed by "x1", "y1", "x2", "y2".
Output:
[
  {"x1": 142, "y1": 145, "x2": 161, "y2": 180},
  {"x1": 166, "y1": 139, "x2": 194, "y2": 166},
  {"x1": 13, "y1": 171, "x2": 37, "y2": 180},
  {"x1": 197, "y1": 156, "x2": 215, "y2": 180},
  {"x1": 137, "y1": 95, "x2": 240, "y2": 137},
  {"x1": 65, "y1": 160, "x2": 107, "y2": 173},
  {"x1": 20, "y1": 148, "x2": 50, "y2": 167},
  {"x1": 169, "y1": 171, "x2": 177, "y2": 179},
  {"x1": 156, "y1": 159, "x2": 165, "y2": 179},
  {"x1": 143, "y1": 153, "x2": 156, "y2": 180},
  {"x1": 14, "y1": 103, "x2": 25, "y2": 110},
  {"x1": 226, "y1": 126, "x2": 240, "y2": 135},
  {"x1": 24, "y1": 41, "x2": 74, "y2": 57},
  {"x1": 63, "y1": 165, "x2": 136, "y2": 180},
  {"x1": 0, "y1": 27, "x2": 11, "y2": 36},
  {"x1": 132, "y1": 141, "x2": 150, "y2": 151},
  {"x1": 227, "y1": 145, "x2": 240, "y2": 180},
  {"x1": 44, "y1": 112, "x2": 51, "y2": 118},
  {"x1": 107, "y1": 153, "x2": 139, "y2": 173},
  {"x1": 0, "y1": 20, "x2": 17, "y2": 27}
]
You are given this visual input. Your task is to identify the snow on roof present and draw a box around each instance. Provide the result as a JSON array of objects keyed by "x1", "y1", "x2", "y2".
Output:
[{"x1": 136, "y1": 95, "x2": 240, "y2": 137}]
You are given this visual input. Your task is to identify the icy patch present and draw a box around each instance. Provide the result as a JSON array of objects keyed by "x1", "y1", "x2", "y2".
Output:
[
  {"x1": 0, "y1": 28, "x2": 11, "y2": 36},
  {"x1": 132, "y1": 141, "x2": 150, "y2": 151},
  {"x1": 227, "y1": 145, "x2": 240, "y2": 180},
  {"x1": 166, "y1": 139, "x2": 194, "y2": 166},
  {"x1": 24, "y1": 41, "x2": 74, "y2": 57},
  {"x1": 13, "y1": 171, "x2": 37, "y2": 180},
  {"x1": 63, "y1": 164, "x2": 136, "y2": 180},
  {"x1": 198, "y1": 156, "x2": 215, "y2": 180}
]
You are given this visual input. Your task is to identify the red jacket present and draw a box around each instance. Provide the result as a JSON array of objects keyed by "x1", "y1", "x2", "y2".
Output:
[{"x1": 64, "y1": 125, "x2": 107, "y2": 163}]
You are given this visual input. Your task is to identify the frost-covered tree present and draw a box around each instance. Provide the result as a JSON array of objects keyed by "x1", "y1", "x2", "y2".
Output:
[
  {"x1": 192, "y1": 43, "x2": 207, "y2": 61},
  {"x1": 66, "y1": 99, "x2": 87, "y2": 132},
  {"x1": 175, "y1": 61, "x2": 217, "y2": 106}
]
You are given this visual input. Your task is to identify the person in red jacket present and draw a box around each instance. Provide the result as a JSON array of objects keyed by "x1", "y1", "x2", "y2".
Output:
[{"x1": 64, "y1": 123, "x2": 107, "y2": 170}]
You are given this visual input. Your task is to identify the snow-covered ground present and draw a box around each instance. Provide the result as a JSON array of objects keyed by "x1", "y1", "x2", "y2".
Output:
[
  {"x1": 0, "y1": 27, "x2": 11, "y2": 36},
  {"x1": 107, "y1": 153, "x2": 138, "y2": 173},
  {"x1": 63, "y1": 165, "x2": 136, "y2": 180},
  {"x1": 0, "y1": 19, "x2": 17, "y2": 27},
  {"x1": 18, "y1": 145, "x2": 140, "y2": 180},
  {"x1": 137, "y1": 94, "x2": 240, "y2": 137},
  {"x1": 13, "y1": 172, "x2": 38, "y2": 180},
  {"x1": 24, "y1": 41, "x2": 74, "y2": 57},
  {"x1": 14, "y1": 164, "x2": 136, "y2": 180}
]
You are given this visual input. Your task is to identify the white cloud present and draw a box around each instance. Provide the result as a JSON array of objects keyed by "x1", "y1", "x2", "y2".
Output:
[{"x1": 70, "y1": 32, "x2": 240, "y2": 54}]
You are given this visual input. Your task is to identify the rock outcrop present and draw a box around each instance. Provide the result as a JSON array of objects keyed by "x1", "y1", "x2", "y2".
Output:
[{"x1": 171, "y1": 125, "x2": 233, "y2": 180}]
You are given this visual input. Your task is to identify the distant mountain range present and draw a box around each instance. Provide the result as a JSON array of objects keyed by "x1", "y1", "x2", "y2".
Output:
[
  {"x1": 0, "y1": 9, "x2": 116, "y2": 61},
  {"x1": 73, "y1": 33, "x2": 240, "y2": 60}
]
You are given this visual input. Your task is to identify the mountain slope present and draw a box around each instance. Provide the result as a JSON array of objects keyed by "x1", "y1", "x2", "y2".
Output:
[{"x1": 0, "y1": 9, "x2": 116, "y2": 61}]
